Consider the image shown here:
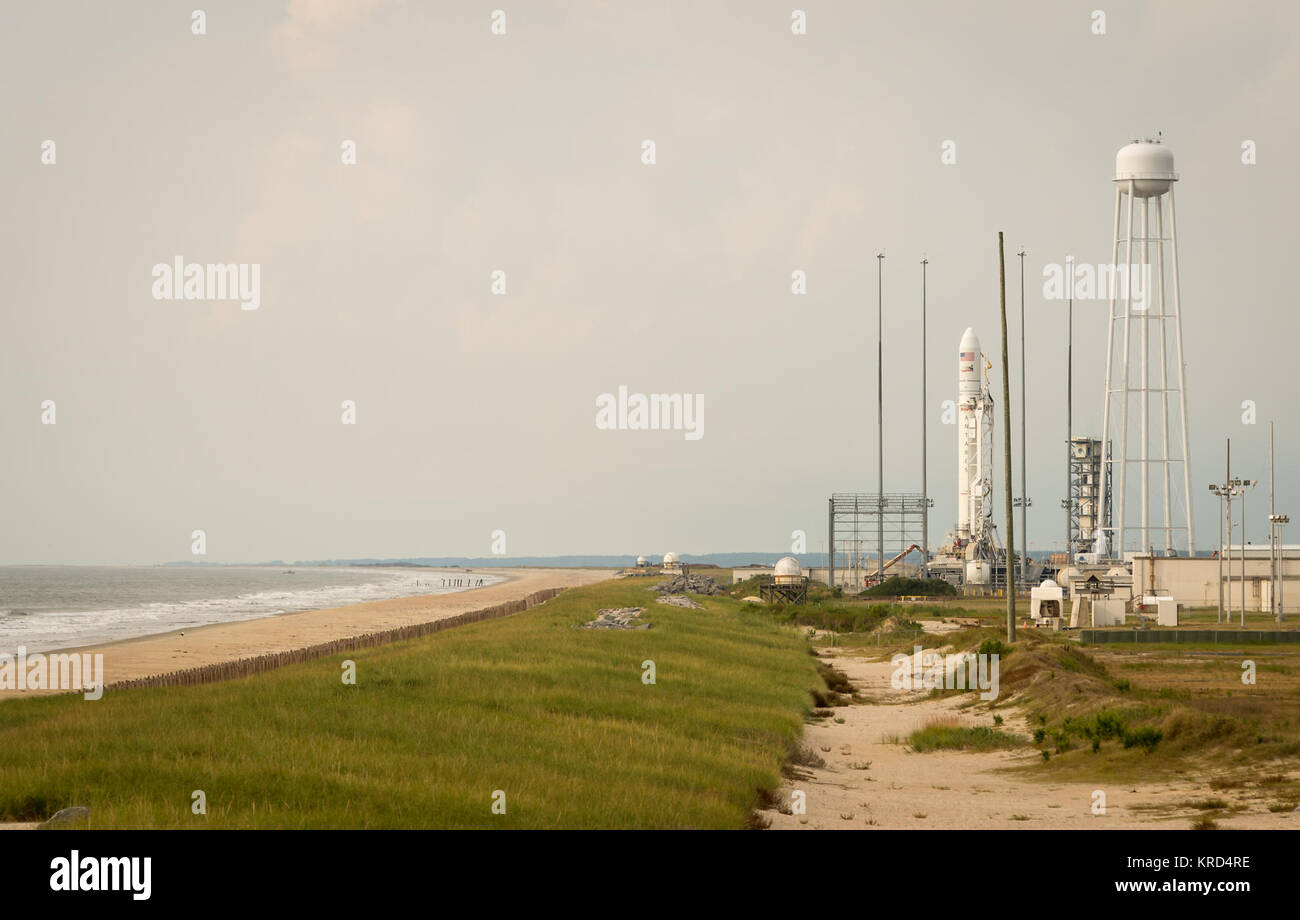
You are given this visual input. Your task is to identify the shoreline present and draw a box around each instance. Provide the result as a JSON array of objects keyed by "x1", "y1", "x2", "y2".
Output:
[
  {"x1": 0, "y1": 568, "x2": 615, "y2": 699},
  {"x1": 41, "y1": 569, "x2": 522, "y2": 658}
]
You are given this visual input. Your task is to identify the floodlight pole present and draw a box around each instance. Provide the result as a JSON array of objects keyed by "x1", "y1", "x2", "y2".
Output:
[
  {"x1": 921, "y1": 256, "x2": 929, "y2": 580},
  {"x1": 1018, "y1": 246, "x2": 1028, "y2": 588},
  {"x1": 1066, "y1": 256, "x2": 1074, "y2": 563},
  {"x1": 999, "y1": 232, "x2": 1016, "y2": 641},
  {"x1": 877, "y1": 252, "x2": 885, "y2": 582},
  {"x1": 1270, "y1": 422, "x2": 1276, "y2": 620}
]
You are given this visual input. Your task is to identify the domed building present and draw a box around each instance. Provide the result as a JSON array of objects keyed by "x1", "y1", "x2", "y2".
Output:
[
  {"x1": 761, "y1": 556, "x2": 809, "y2": 604},
  {"x1": 1029, "y1": 578, "x2": 1064, "y2": 623},
  {"x1": 661, "y1": 552, "x2": 683, "y2": 575},
  {"x1": 635, "y1": 555, "x2": 648, "y2": 568},
  {"x1": 773, "y1": 556, "x2": 803, "y2": 585}
]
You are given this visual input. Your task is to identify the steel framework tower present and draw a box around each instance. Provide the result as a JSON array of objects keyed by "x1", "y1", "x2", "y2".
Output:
[
  {"x1": 1069, "y1": 437, "x2": 1111, "y2": 556},
  {"x1": 1100, "y1": 137, "x2": 1195, "y2": 558}
]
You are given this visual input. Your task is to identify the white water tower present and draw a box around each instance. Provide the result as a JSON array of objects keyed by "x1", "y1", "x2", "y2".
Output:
[{"x1": 1099, "y1": 137, "x2": 1195, "y2": 557}]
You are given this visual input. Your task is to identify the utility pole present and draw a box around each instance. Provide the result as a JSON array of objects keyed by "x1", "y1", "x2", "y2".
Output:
[
  {"x1": 1018, "y1": 245, "x2": 1029, "y2": 588},
  {"x1": 877, "y1": 252, "x2": 885, "y2": 582},
  {"x1": 999, "y1": 232, "x2": 1016, "y2": 641},
  {"x1": 921, "y1": 255, "x2": 929, "y2": 579}
]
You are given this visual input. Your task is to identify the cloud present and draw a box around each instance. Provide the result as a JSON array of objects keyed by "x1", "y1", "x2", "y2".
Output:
[{"x1": 273, "y1": 0, "x2": 397, "y2": 72}]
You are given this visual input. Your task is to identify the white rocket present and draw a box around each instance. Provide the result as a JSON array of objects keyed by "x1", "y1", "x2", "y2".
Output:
[{"x1": 956, "y1": 328, "x2": 994, "y2": 559}]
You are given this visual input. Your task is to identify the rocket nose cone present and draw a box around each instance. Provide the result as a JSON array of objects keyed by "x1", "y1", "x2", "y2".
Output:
[{"x1": 960, "y1": 327, "x2": 980, "y2": 353}]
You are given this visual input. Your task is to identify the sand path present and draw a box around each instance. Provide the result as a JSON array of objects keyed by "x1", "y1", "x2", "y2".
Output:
[
  {"x1": 0, "y1": 568, "x2": 614, "y2": 699},
  {"x1": 764, "y1": 647, "x2": 1295, "y2": 830}
]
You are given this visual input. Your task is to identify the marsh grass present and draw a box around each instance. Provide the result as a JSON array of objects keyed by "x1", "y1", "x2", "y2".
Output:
[
  {"x1": 0, "y1": 580, "x2": 819, "y2": 829},
  {"x1": 907, "y1": 719, "x2": 1027, "y2": 753}
]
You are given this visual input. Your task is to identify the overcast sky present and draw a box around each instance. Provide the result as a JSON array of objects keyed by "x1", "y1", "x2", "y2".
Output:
[{"x1": 2, "y1": 1, "x2": 1297, "y2": 564}]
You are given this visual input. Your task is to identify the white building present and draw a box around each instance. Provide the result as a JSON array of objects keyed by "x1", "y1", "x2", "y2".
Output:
[
  {"x1": 1130, "y1": 548, "x2": 1299, "y2": 613},
  {"x1": 732, "y1": 565, "x2": 771, "y2": 583}
]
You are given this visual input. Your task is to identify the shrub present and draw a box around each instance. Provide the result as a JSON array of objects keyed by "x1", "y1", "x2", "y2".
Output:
[
  {"x1": 978, "y1": 638, "x2": 1013, "y2": 659},
  {"x1": 1121, "y1": 725, "x2": 1163, "y2": 752},
  {"x1": 859, "y1": 576, "x2": 956, "y2": 598},
  {"x1": 908, "y1": 721, "x2": 1026, "y2": 752}
]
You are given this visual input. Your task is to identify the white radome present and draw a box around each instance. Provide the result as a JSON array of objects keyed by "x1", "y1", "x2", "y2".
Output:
[
  {"x1": 1114, "y1": 140, "x2": 1177, "y2": 198},
  {"x1": 774, "y1": 556, "x2": 802, "y2": 578},
  {"x1": 636, "y1": 555, "x2": 647, "y2": 566},
  {"x1": 663, "y1": 552, "x2": 679, "y2": 565},
  {"x1": 773, "y1": 556, "x2": 803, "y2": 585}
]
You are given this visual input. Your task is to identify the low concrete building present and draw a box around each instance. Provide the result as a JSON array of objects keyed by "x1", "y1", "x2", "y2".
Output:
[
  {"x1": 732, "y1": 565, "x2": 771, "y2": 583},
  {"x1": 1131, "y1": 548, "x2": 1300, "y2": 613}
]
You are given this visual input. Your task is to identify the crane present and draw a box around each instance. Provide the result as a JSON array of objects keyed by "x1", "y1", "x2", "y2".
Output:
[{"x1": 863, "y1": 544, "x2": 923, "y2": 587}]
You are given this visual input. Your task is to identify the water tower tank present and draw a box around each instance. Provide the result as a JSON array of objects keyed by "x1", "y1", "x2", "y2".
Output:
[{"x1": 1114, "y1": 139, "x2": 1177, "y2": 198}]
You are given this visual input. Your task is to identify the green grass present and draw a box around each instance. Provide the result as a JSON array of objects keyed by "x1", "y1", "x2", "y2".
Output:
[
  {"x1": 0, "y1": 580, "x2": 820, "y2": 828},
  {"x1": 906, "y1": 719, "x2": 1027, "y2": 752}
]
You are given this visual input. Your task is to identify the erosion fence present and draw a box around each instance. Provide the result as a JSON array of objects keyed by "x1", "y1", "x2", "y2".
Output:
[{"x1": 104, "y1": 587, "x2": 567, "y2": 693}]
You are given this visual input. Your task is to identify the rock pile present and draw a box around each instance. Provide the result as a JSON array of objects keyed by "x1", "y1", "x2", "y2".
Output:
[
  {"x1": 581, "y1": 607, "x2": 651, "y2": 630},
  {"x1": 656, "y1": 594, "x2": 702, "y2": 609},
  {"x1": 654, "y1": 574, "x2": 723, "y2": 596}
]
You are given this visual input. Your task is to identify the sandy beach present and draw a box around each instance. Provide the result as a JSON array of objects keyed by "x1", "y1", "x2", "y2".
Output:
[{"x1": 0, "y1": 568, "x2": 614, "y2": 699}]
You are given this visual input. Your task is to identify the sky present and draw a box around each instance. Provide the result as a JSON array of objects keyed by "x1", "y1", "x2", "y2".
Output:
[{"x1": 2, "y1": 1, "x2": 1297, "y2": 564}]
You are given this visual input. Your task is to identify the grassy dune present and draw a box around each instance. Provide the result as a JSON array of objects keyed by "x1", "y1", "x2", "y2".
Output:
[{"x1": 0, "y1": 580, "x2": 820, "y2": 828}]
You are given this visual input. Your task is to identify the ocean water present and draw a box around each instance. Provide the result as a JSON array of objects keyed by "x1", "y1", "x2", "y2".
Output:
[{"x1": 0, "y1": 566, "x2": 503, "y2": 654}]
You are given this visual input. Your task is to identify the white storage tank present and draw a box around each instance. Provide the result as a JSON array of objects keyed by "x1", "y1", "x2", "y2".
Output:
[{"x1": 965, "y1": 560, "x2": 991, "y2": 586}]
